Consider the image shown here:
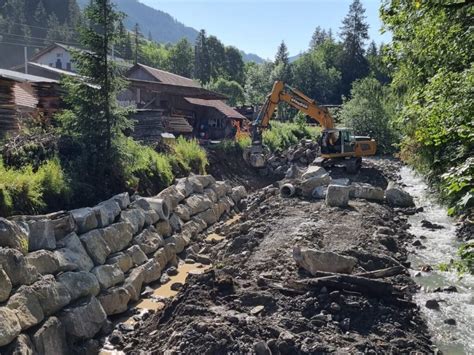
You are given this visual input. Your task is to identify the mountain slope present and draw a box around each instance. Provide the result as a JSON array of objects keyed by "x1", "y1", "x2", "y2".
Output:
[{"x1": 77, "y1": 0, "x2": 264, "y2": 63}]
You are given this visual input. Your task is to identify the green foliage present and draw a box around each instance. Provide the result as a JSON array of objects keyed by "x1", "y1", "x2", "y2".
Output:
[
  {"x1": 215, "y1": 135, "x2": 251, "y2": 153},
  {"x1": 139, "y1": 40, "x2": 170, "y2": 69},
  {"x1": 117, "y1": 137, "x2": 173, "y2": 195},
  {"x1": 382, "y1": 0, "x2": 473, "y2": 215},
  {"x1": 171, "y1": 136, "x2": 208, "y2": 175},
  {"x1": 438, "y1": 242, "x2": 474, "y2": 275},
  {"x1": 340, "y1": 77, "x2": 398, "y2": 154},
  {"x1": 168, "y1": 38, "x2": 194, "y2": 77},
  {"x1": 263, "y1": 121, "x2": 320, "y2": 152},
  {"x1": 208, "y1": 78, "x2": 245, "y2": 107},
  {"x1": 244, "y1": 61, "x2": 275, "y2": 105},
  {"x1": 0, "y1": 158, "x2": 70, "y2": 216}
]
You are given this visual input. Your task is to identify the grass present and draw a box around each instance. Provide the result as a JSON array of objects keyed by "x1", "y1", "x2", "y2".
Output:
[
  {"x1": 171, "y1": 136, "x2": 208, "y2": 175},
  {"x1": 263, "y1": 121, "x2": 320, "y2": 152},
  {"x1": 0, "y1": 158, "x2": 70, "y2": 216}
]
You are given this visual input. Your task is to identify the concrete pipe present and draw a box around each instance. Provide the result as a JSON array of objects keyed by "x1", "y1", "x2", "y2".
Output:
[
  {"x1": 280, "y1": 183, "x2": 296, "y2": 198},
  {"x1": 139, "y1": 197, "x2": 170, "y2": 220}
]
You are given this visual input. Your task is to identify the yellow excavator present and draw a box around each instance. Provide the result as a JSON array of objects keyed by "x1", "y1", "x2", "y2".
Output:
[{"x1": 244, "y1": 81, "x2": 377, "y2": 173}]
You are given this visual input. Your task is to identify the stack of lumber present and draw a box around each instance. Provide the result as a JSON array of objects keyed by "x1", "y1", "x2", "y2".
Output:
[
  {"x1": 34, "y1": 83, "x2": 62, "y2": 121},
  {"x1": 132, "y1": 109, "x2": 165, "y2": 144},
  {"x1": 162, "y1": 115, "x2": 193, "y2": 134},
  {"x1": 0, "y1": 79, "x2": 19, "y2": 137}
]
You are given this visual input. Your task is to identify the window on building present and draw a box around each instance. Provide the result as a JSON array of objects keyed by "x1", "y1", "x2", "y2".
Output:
[
  {"x1": 208, "y1": 118, "x2": 223, "y2": 128},
  {"x1": 55, "y1": 59, "x2": 62, "y2": 69}
]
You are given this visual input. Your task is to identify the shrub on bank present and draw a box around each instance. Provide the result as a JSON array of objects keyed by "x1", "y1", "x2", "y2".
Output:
[
  {"x1": 0, "y1": 158, "x2": 70, "y2": 216},
  {"x1": 171, "y1": 137, "x2": 208, "y2": 175},
  {"x1": 263, "y1": 121, "x2": 320, "y2": 152}
]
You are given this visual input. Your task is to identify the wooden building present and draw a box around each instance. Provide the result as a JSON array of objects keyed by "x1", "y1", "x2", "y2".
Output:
[
  {"x1": 121, "y1": 64, "x2": 247, "y2": 143},
  {"x1": 0, "y1": 69, "x2": 62, "y2": 138}
]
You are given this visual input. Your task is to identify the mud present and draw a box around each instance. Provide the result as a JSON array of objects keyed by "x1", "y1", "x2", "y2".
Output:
[{"x1": 116, "y1": 158, "x2": 437, "y2": 354}]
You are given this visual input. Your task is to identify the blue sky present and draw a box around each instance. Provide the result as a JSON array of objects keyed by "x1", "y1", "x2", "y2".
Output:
[{"x1": 141, "y1": 0, "x2": 390, "y2": 59}]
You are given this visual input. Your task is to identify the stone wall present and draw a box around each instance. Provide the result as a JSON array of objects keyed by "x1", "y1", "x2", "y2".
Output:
[{"x1": 0, "y1": 174, "x2": 247, "y2": 354}]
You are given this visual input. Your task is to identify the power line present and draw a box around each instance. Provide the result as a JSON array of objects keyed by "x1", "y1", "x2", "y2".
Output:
[
  {"x1": 6, "y1": 21, "x2": 78, "y2": 32},
  {"x1": 0, "y1": 40, "x2": 46, "y2": 49},
  {"x1": 0, "y1": 32, "x2": 81, "y2": 47}
]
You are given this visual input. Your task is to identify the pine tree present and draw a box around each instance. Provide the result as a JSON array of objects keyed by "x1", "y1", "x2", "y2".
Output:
[
  {"x1": 168, "y1": 38, "x2": 194, "y2": 77},
  {"x1": 34, "y1": 0, "x2": 47, "y2": 40},
  {"x1": 309, "y1": 26, "x2": 328, "y2": 49},
  {"x1": 194, "y1": 29, "x2": 211, "y2": 83},
  {"x1": 224, "y1": 46, "x2": 245, "y2": 85},
  {"x1": 45, "y1": 13, "x2": 61, "y2": 44},
  {"x1": 59, "y1": 0, "x2": 132, "y2": 193},
  {"x1": 339, "y1": 0, "x2": 370, "y2": 97},
  {"x1": 133, "y1": 23, "x2": 141, "y2": 64},
  {"x1": 275, "y1": 40, "x2": 289, "y2": 66}
]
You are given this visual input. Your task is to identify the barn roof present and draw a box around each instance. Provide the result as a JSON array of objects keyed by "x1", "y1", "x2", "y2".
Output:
[
  {"x1": 184, "y1": 97, "x2": 246, "y2": 120},
  {"x1": 0, "y1": 68, "x2": 58, "y2": 83},
  {"x1": 127, "y1": 63, "x2": 201, "y2": 88}
]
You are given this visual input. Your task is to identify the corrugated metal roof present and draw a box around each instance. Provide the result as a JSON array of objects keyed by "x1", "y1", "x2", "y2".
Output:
[
  {"x1": 184, "y1": 97, "x2": 246, "y2": 120},
  {"x1": 0, "y1": 68, "x2": 58, "y2": 83},
  {"x1": 131, "y1": 64, "x2": 201, "y2": 88}
]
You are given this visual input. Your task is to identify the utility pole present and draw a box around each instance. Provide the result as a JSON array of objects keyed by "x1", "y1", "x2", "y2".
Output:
[
  {"x1": 134, "y1": 23, "x2": 140, "y2": 65},
  {"x1": 24, "y1": 46, "x2": 28, "y2": 74}
]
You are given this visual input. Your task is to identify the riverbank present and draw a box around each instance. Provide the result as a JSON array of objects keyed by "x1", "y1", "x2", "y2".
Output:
[{"x1": 115, "y1": 159, "x2": 439, "y2": 354}]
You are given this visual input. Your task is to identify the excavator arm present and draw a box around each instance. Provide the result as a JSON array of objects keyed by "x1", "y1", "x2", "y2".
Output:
[{"x1": 253, "y1": 81, "x2": 334, "y2": 135}]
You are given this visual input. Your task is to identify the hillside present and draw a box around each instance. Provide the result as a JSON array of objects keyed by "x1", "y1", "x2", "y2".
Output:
[{"x1": 77, "y1": 0, "x2": 264, "y2": 63}]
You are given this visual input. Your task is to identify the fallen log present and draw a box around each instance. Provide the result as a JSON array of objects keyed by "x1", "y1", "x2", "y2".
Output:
[
  {"x1": 286, "y1": 274, "x2": 394, "y2": 297},
  {"x1": 301, "y1": 266, "x2": 405, "y2": 280}
]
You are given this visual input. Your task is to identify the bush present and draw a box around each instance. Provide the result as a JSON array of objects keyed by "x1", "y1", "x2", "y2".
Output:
[
  {"x1": 340, "y1": 77, "x2": 398, "y2": 154},
  {"x1": 0, "y1": 158, "x2": 70, "y2": 216},
  {"x1": 171, "y1": 137, "x2": 208, "y2": 175},
  {"x1": 263, "y1": 121, "x2": 320, "y2": 152},
  {"x1": 118, "y1": 138, "x2": 174, "y2": 196}
]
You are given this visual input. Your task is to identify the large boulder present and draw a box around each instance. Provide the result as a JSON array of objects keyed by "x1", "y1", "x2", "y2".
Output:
[
  {"x1": 325, "y1": 185, "x2": 350, "y2": 207},
  {"x1": 312, "y1": 186, "x2": 327, "y2": 199},
  {"x1": 0, "y1": 267, "x2": 12, "y2": 302},
  {"x1": 7, "y1": 286, "x2": 44, "y2": 330},
  {"x1": 91, "y1": 264, "x2": 124, "y2": 290},
  {"x1": 96, "y1": 199, "x2": 121, "y2": 227},
  {"x1": 301, "y1": 174, "x2": 332, "y2": 197},
  {"x1": 123, "y1": 267, "x2": 145, "y2": 301},
  {"x1": 0, "y1": 218, "x2": 29, "y2": 255},
  {"x1": 230, "y1": 186, "x2": 247, "y2": 204},
  {"x1": 301, "y1": 166, "x2": 329, "y2": 180},
  {"x1": 142, "y1": 259, "x2": 162, "y2": 284},
  {"x1": 351, "y1": 183, "x2": 384, "y2": 201},
  {"x1": 106, "y1": 252, "x2": 133, "y2": 273},
  {"x1": 165, "y1": 233, "x2": 190, "y2": 254},
  {"x1": 196, "y1": 208, "x2": 218, "y2": 226},
  {"x1": 210, "y1": 181, "x2": 228, "y2": 198},
  {"x1": 157, "y1": 185, "x2": 185, "y2": 210},
  {"x1": 293, "y1": 246, "x2": 357, "y2": 274},
  {"x1": 97, "y1": 287, "x2": 131, "y2": 316},
  {"x1": 48, "y1": 212, "x2": 76, "y2": 240},
  {"x1": 58, "y1": 296, "x2": 107, "y2": 339},
  {"x1": 0, "y1": 307, "x2": 21, "y2": 347},
  {"x1": 24, "y1": 219, "x2": 57, "y2": 251},
  {"x1": 79, "y1": 229, "x2": 111, "y2": 265},
  {"x1": 175, "y1": 178, "x2": 194, "y2": 198},
  {"x1": 191, "y1": 175, "x2": 216, "y2": 189},
  {"x1": 111, "y1": 192, "x2": 130, "y2": 210},
  {"x1": 54, "y1": 233, "x2": 94, "y2": 272},
  {"x1": 3, "y1": 334, "x2": 35, "y2": 355},
  {"x1": 25, "y1": 250, "x2": 60, "y2": 275},
  {"x1": 133, "y1": 226, "x2": 165, "y2": 255},
  {"x1": 0, "y1": 248, "x2": 39, "y2": 286},
  {"x1": 119, "y1": 209, "x2": 146, "y2": 234},
  {"x1": 125, "y1": 245, "x2": 148, "y2": 266},
  {"x1": 385, "y1": 182, "x2": 415, "y2": 207},
  {"x1": 169, "y1": 214, "x2": 184, "y2": 233},
  {"x1": 155, "y1": 220, "x2": 172, "y2": 238},
  {"x1": 70, "y1": 208, "x2": 98, "y2": 234},
  {"x1": 101, "y1": 222, "x2": 134, "y2": 254},
  {"x1": 153, "y1": 245, "x2": 174, "y2": 269},
  {"x1": 31, "y1": 317, "x2": 68, "y2": 355},
  {"x1": 56, "y1": 271, "x2": 100, "y2": 301},
  {"x1": 173, "y1": 204, "x2": 191, "y2": 222},
  {"x1": 203, "y1": 187, "x2": 218, "y2": 203},
  {"x1": 185, "y1": 195, "x2": 213, "y2": 216},
  {"x1": 29, "y1": 275, "x2": 71, "y2": 316}
]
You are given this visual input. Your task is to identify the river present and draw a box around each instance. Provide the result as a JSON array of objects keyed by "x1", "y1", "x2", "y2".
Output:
[{"x1": 400, "y1": 166, "x2": 474, "y2": 354}]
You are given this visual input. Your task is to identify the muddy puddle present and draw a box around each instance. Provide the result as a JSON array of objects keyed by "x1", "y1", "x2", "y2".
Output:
[{"x1": 401, "y1": 166, "x2": 474, "y2": 354}]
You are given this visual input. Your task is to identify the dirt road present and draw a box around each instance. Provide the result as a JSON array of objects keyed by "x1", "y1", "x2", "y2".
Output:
[{"x1": 116, "y1": 159, "x2": 436, "y2": 354}]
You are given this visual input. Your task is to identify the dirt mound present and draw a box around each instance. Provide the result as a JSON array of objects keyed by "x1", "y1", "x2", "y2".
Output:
[{"x1": 118, "y1": 164, "x2": 435, "y2": 354}]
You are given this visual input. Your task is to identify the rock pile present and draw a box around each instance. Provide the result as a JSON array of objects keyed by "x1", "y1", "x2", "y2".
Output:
[
  {"x1": 266, "y1": 139, "x2": 318, "y2": 176},
  {"x1": 0, "y1": 174, "x2": 246, "y2": 353}
]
